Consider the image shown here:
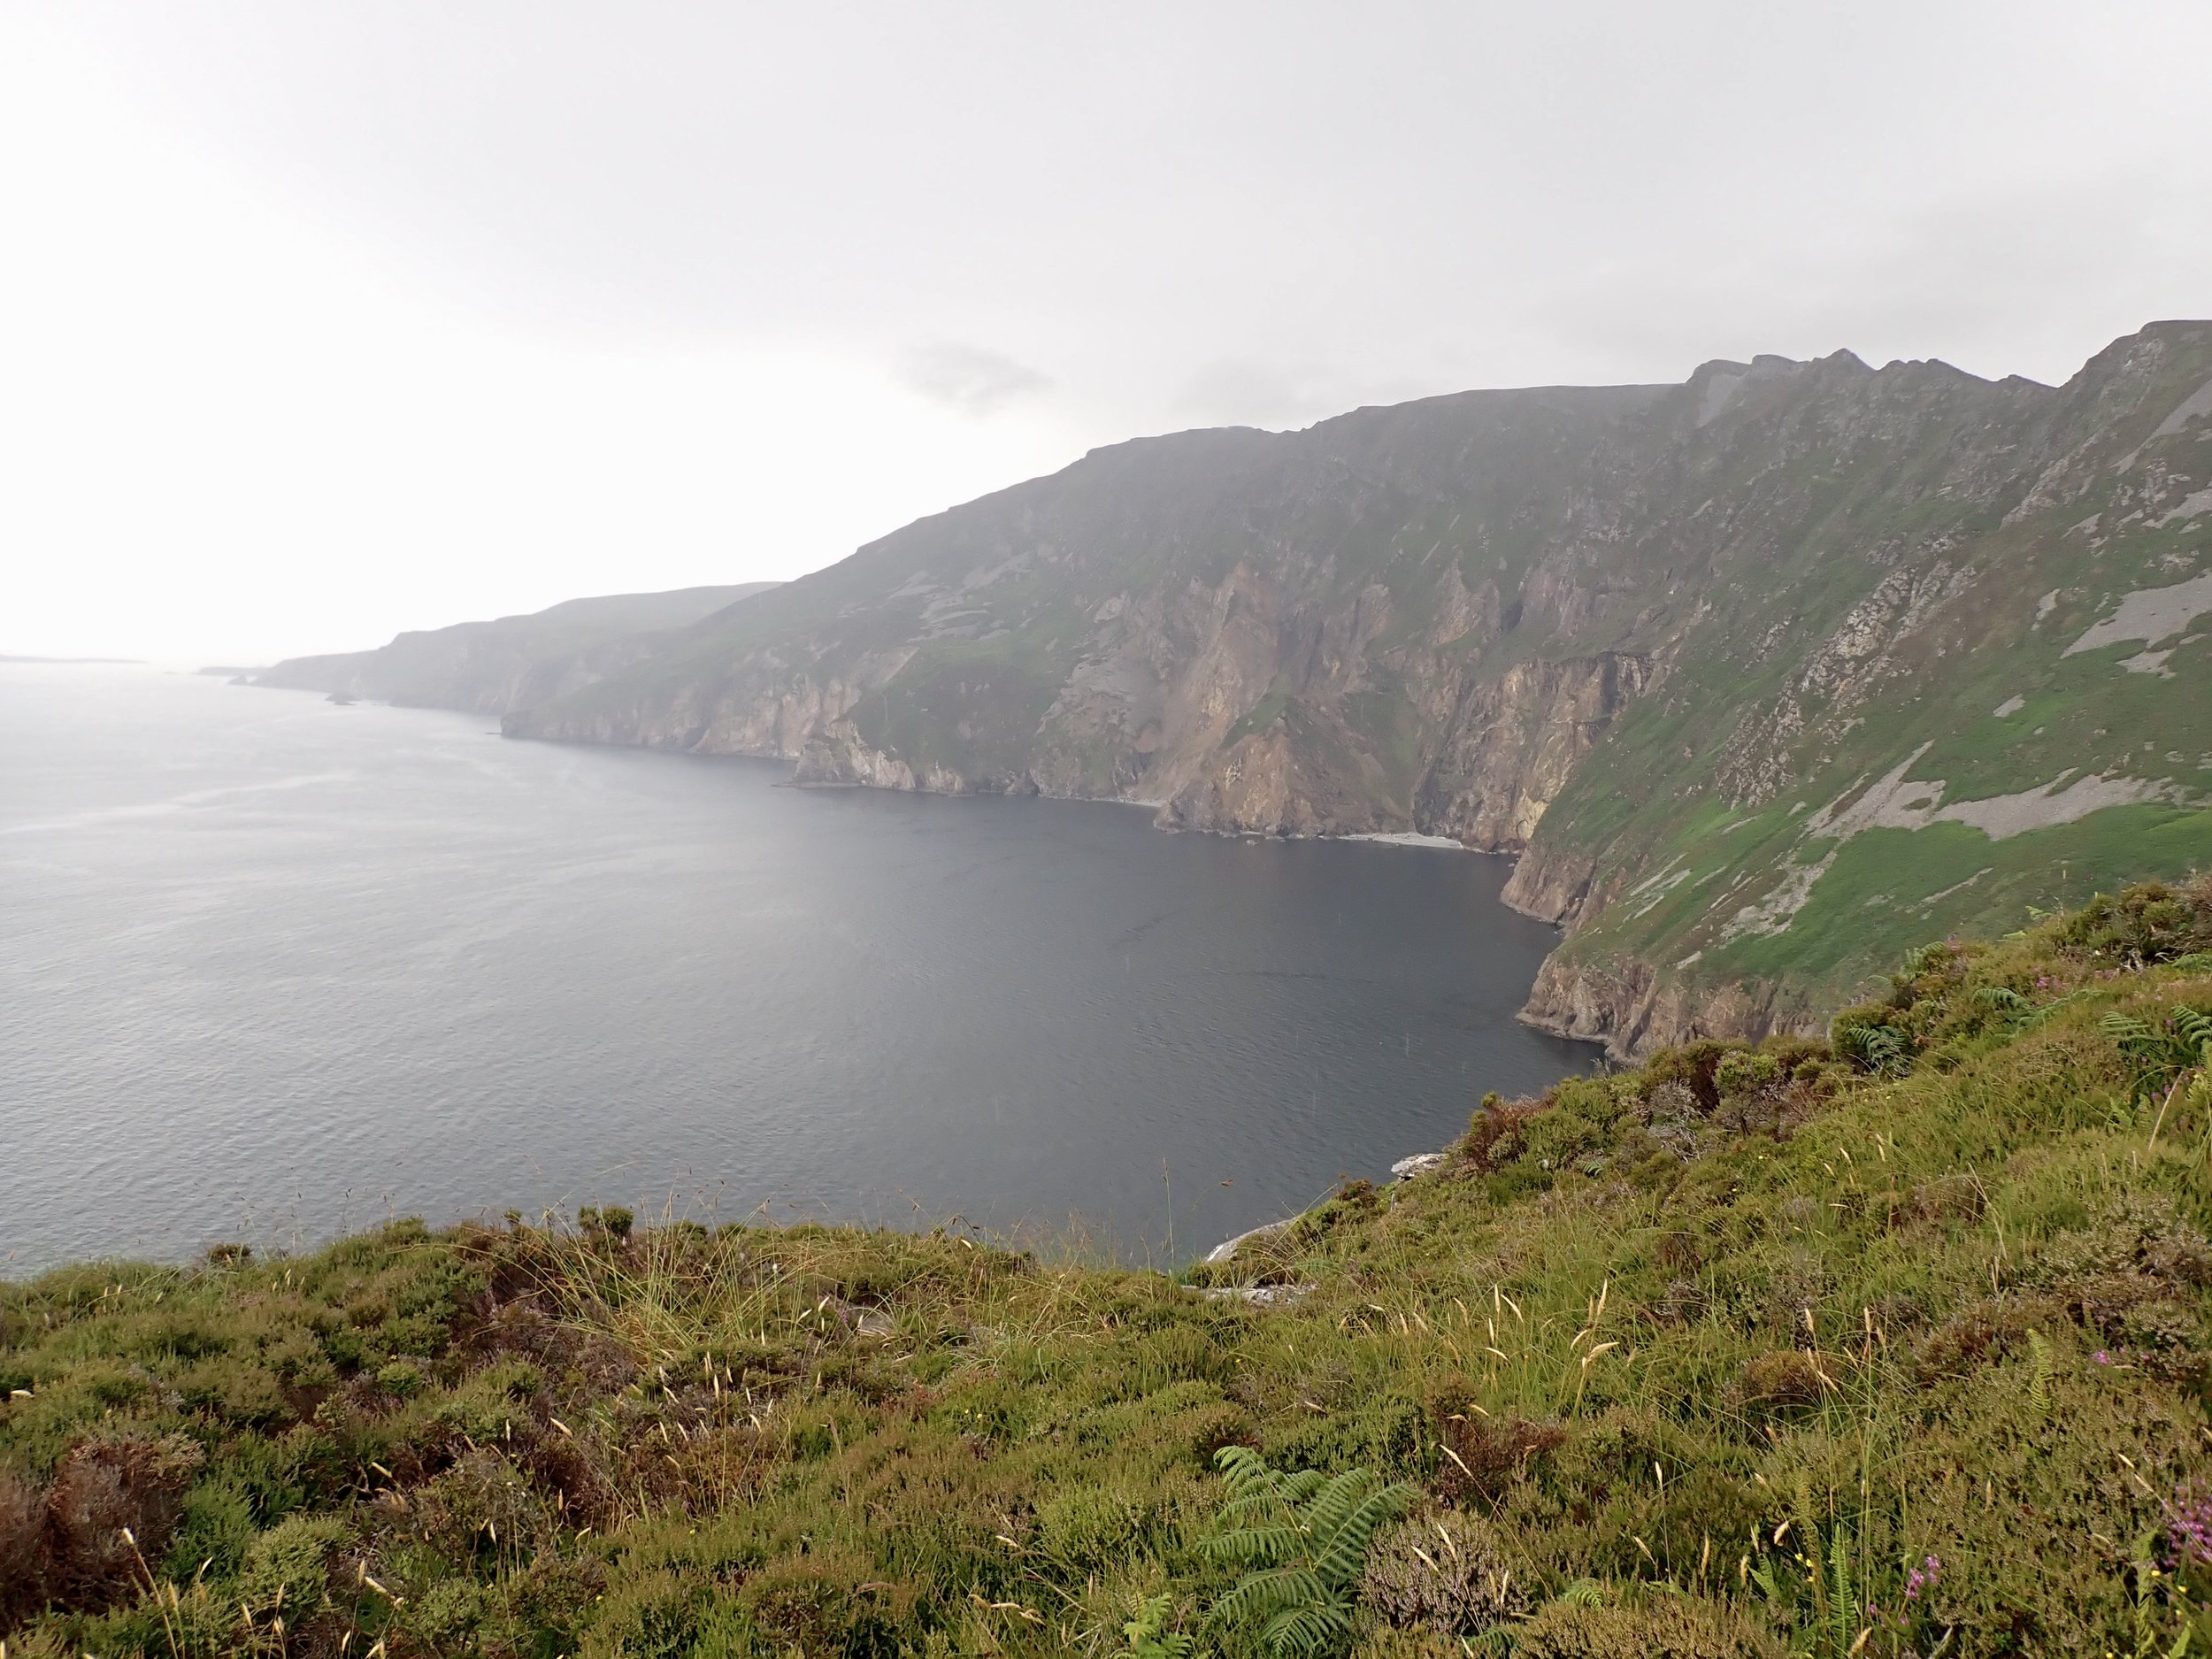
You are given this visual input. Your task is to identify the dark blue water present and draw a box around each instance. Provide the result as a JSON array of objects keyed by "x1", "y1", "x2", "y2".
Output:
[{"x1": 0, "y1": 664, "x2": 1591, "y2": 1271}]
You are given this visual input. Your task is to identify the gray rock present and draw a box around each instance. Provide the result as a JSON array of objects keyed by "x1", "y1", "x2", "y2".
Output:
[
  {"x1": 821, "y1": 1297, "x2": 897, "y2": 1339},
  {"x1": 1389, "y1": 1151, "x2": 1448, "y2": 1180},
  {"x1": 1203, "y1": 1217, "x2": 1296, "y2": 1264},
  {"x1": 1196, "y1": 1283, "x2": 1310, "y2": 1308}
]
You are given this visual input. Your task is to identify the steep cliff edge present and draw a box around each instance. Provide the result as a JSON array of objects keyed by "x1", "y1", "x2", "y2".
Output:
[
  {"x1": 498, "y1": 324, "x2": 2212, "y2": 1053},
  {"x1": 1515, "y1": 949, "x2": 1818, "y2": 1064}
]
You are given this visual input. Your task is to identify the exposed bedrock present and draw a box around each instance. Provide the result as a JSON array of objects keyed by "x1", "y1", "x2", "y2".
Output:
[
  {"x1": 1499, "y1": 844, "x2": 1602, "y2": 927},
  {"x1": 1517, "y1": 950, "x2": 1818, "y2": 1064},
  {"x1": 1415, "y1": 653, "x2": 1651, "y2": 851}
]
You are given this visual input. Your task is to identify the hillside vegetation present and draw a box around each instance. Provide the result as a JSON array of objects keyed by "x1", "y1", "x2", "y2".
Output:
[{"x1": 5, "y1": 881, "x2": 2212, "y2": 1656}]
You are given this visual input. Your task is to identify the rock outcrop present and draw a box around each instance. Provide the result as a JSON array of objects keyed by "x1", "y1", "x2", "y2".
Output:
[
  {"x1": 1499, "y1": 845, "x2": 1602, "y2": 928},
  {"x1": 1417, "y1": 653, "x2": 1652, "y2": 850},
  {"x1": 1516, "y1": 950, "x2": 1818, "y2": 1064}
]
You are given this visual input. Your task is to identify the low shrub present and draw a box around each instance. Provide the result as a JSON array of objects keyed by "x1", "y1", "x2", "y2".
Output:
[
  {"x1": 1740, "y1": 1348, "x2": 1827, "y2": 1409},
  {"x1": 1512, "y1": 1591, "x2": 1785, "y2": 1658},
  {"x1": 2056, "y1": 875, "x2": 2212, "y2": 966},
  {"x1": 1359, "y1": 1509, "x2": 1527, "y2": 1637}
]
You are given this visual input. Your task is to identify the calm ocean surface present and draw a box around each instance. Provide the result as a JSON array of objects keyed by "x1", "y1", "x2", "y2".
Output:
[{"x1": 0, "y1": 664, "x2": 1592, "y2": 1271}]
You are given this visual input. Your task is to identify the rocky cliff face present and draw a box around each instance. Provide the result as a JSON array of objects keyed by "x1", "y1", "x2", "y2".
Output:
[
  {"x1": 496, "y1": 325, "x2": 2212, "y2": 1055},
  {"x1": 1497, "y1": 843, "x2": 1602, "y2": 928},
  {"x1": 1516, "y1": 949, "x2": 1817, "y2": 1064},
  {"x1": 1417, "y1": 653, "x2": 1651, "y2": 849}
]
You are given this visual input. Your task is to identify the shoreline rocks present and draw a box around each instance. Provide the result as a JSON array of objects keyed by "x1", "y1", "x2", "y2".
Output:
[
  {"x1": 1201, "y1": 1145, "x2": 1453, "y2": 1266},
  {"x1": 1202, "y1": 1217, "x2": 1295, "y2": 1265}
]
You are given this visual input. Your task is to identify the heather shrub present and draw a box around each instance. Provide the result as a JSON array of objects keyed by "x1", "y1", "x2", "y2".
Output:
[
  {"x1": 1740, "y1": 1348, "x2": 1826, "y2": 1409},
  {"x1": 236, "y1": 1512, "x2": 343, "y2": 1625},
  {"x1": 1513, "y1": 1592, "x2": 1784, "y2": 1658},
  {"x1": 1359, "y1": 1509, "x2": 1527, "y2": 1637},
  {"x1": 2056, "y1": 875, "x2": 2212, "y2": 965}
]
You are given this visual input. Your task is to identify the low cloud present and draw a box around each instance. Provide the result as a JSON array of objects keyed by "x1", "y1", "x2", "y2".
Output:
[{"x1": 897, "y1": 343, "x2": 1053, "y2": 416}]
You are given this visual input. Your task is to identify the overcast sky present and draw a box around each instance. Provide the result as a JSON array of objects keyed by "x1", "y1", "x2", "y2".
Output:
[{"x1": 5, "y1": 3, "x2": 2208, "y2": 663}]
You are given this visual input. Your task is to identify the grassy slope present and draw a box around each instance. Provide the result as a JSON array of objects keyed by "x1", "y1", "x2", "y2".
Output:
[
  {"x1": 6, "y1": 884, "x2": 2212, "y2": 1658},
  {"x1": 1540, "y1": 340, "x2": 2212, "y2": 1014}
]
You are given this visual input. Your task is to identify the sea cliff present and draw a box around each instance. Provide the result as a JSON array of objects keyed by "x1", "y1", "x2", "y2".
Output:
[{"x1": 485, "y1": 326, "x2": 2212, "y2": 1051}]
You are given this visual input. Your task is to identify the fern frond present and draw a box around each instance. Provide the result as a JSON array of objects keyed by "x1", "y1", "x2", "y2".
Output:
[
  {"x1": 1898, "y1": 941, "x2": 1947, "y2": 981},
  {"x1": 1202, "y1": 1450, "x2": 1405, "y2": 1655},
  {"x1": 1219, "y1": 1503, "x2": 1271, "y2": 1532},
  {"x1": 1837, "y1": 1022, "x2": 1910, "y2": 1076},
  {"x1": 2023, "y1": 987, "x2": 2092, "y2": 1027},
  {"x1": 2104, "y1": 1007, "x2": 2212, "y2": 1094},
  {"x1": 1123, "y1": 1594, "x2": 1198, "y2": 1659},
  {"x1": 2103, "y1": 1012, "x2": 2157, "y2": 1046},
  {"x1": 1214, "y1": 1444, "x2": 1275, "y2": 1494},
  {"x1": 1827, "y1": 1531, "x2": 1855, "y2": 1659},
  {"x1": 1312, "y1": 1486, "x2": 1413, "y2": 1587},
  {"x1": 1262, "y1": 1600, "x2": 1352, "y2": 1659},
  {"x1": 1748, "y1": 1560, "x2": 1786, "y2": 1609},
  {"x1": 2177, "y1": 1004, "x2": 2212, "y2": 1059},
  {"x1": 1197, "y1": 1525, "x2": 1304, "y2": 1568},
  {"x1": 1302, "y1": 1470, "x2": 1373, "y2": 1540},
  {"x1": 1207, "y1": 1565, "x2": 1328, "y2": 1630}
]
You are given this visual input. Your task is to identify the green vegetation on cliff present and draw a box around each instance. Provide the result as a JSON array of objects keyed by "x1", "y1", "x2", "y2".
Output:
[{"x1": 6, "y1": 881, "x2": 2212, "y2": 1656}]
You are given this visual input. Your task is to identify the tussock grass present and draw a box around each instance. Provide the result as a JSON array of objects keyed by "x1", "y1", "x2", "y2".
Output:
[{"x1": 4, "y1": 881, "x2": 2211, "y2": 1655}]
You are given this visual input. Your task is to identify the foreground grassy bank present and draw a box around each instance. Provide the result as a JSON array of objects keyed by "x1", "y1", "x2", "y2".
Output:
[{"x1": 5, "y1": 883, "x2": 2212, "y2": 1657}]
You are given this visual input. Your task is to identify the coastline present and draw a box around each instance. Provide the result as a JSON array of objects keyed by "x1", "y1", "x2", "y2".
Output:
[
  {"x1": 1201, "y1": 1150, "x2": 1455, "y2": 1268},
  {"x1": 14, "y1": 679, "x2": 1586, "y2": 1276},
  {"x1": 1330, "y1": 830, "x2": 1468, "y2": 850}
]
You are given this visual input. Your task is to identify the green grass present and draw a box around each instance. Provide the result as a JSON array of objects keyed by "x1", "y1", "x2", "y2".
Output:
[
  {"x1": 853, "y1": 634, "x2": 1079, "y2": 783},
  {"x1": 1701, "y1": 806, "x2": 2212, "y2": 992},
  {"x1": 6, "y1": 883, "x2": 2212, "y2": 1656},
  {"x1": 1225, "y1": 680, "x2": 1294, "y2": 748}
]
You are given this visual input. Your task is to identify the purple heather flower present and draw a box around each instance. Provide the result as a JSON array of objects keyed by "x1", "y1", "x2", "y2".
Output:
[{"x1": 2165, "y1": 1488, "x2": 2212, "y2": 1566}]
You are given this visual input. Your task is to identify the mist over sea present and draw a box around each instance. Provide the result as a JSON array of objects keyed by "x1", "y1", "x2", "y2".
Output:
[{"x1": 0, "y1": 664, "x2": 1592, "y2": 1271}]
